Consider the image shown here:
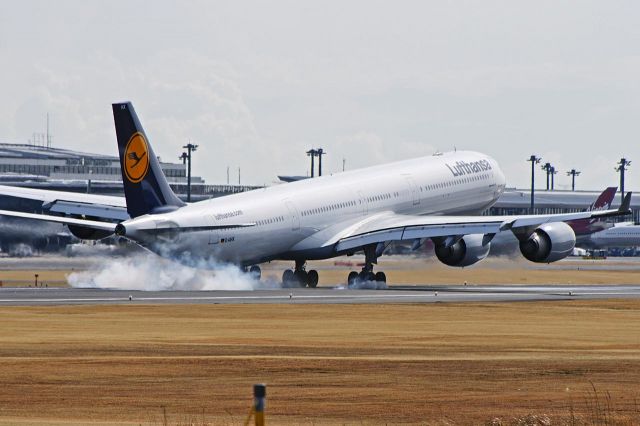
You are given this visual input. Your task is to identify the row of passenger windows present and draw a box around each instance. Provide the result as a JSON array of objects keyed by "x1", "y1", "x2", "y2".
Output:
[
  {"x1": 367, "y1": 193, "x2": 392, "y2": 202},
  {"x1": 302, "y1": 200, "x2": 358, "y2": 216},
  {"x1": 422, "y1": 173, "x2": 490, "y2": 191},
  {"x1": 256, "y1": 216, "x2": 284, "y2": 226},
  {"x1": 299, "y1": 173, "x2": 492, "y2": 218}
]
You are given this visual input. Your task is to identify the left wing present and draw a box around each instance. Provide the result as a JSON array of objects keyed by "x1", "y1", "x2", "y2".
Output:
[{"x1": 332, "y1": 192, "x2": 632, "y2": 252}]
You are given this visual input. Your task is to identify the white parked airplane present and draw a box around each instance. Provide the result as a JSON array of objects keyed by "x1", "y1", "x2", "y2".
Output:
[
  {"x1": 0, "y1": 102, "x2": 631, "y2": 287},
  {"x1": 585, "y1": 222, "x2": 640, "y2": 249}
]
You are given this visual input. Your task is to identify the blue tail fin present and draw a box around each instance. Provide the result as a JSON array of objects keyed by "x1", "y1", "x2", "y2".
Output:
[{"x1": 112, "y1": 102, "x2": 185, "y2": 218}]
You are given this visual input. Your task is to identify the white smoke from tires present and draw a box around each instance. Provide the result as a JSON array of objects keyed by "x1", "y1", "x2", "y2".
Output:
[{"x1": 66, "y1": 251, "x2": 273, "y2": 291}]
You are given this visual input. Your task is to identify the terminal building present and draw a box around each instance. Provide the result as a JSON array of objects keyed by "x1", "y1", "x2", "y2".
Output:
[
  {"x1": 490, "y1": 188, "x2": 639, "y2": 223},
  {"x1": 0, "y1": 142, "x2": 261, "y2": 200}
]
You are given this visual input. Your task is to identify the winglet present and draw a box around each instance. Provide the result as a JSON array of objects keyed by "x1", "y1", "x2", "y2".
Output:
[{"x1": 619, "y1": 192, "x2": 632, "y2": 213}]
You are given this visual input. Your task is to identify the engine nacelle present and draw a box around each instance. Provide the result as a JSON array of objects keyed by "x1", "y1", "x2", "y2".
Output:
[
  {"x1": 67, "y1": 224, "x2": 113, "y2": 240},
  {"x1": 434, "y1": 234, "x2": 491, "y2": 267},
  {"x1": 518, "y1": 222, "x2": 576, "y2": 263}
]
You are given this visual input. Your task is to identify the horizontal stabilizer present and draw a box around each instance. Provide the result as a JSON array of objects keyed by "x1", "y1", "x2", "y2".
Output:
[
  {"x1": 0, "y1": 210, "x2": 117, "y2": 233},
  {"x1": 619, "y1": 192, "x2": 633, "y2": 213}
]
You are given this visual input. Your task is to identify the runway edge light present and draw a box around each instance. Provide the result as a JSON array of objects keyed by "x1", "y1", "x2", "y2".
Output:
[
  {"x1": 245, "y1": 384, "x2": 266, "y2": 426},
  {"x1": 254, "y1": 383, "x2": 266, "y2": 426}
]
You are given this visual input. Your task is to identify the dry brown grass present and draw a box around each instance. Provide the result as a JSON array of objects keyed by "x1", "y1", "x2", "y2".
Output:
[
  {"x1": 272, "y1": 257, "x2": 640, "y2": 286},
  {"x1": 0, "y1": 301, "x2": 640, "y2": 424},
  {"x1": 0, "y1": 269, "x2": 67, "y2": 287}
]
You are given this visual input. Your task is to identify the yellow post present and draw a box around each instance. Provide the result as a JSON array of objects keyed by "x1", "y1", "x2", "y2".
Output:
[{"x1": 253, "y1": 384, "x2": 266, "y2": 426}]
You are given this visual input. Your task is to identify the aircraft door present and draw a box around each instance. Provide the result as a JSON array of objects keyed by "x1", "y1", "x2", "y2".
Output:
[
  {"x1": 357, "y1": 190, "x2": 368, "y2": 215},
  {"x1": 284, "y1": 200, "x2": 300, "y2": 231},
  {"x1": 404, "y1": 175, "x2": 420, "y2": 206}
]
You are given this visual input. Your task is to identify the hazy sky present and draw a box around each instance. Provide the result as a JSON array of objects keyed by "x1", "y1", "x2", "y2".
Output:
[{"x1": 1, "y1": 1, "x2": 639, "y2": 189}]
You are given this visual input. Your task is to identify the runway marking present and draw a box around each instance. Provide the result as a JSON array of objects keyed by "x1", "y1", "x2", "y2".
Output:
[
  {"x1": 571, "y1": 292, "x2": 640, "y2": 296},
  {"x1": 0, "y1": 293, "x2": 636, "y2": 304},
  {"x1": 1, "y1": 287, "x2": 639, "y2": 305},
  {"x1": 0, "y1": 293, "x2": 438, "y2": 303}
]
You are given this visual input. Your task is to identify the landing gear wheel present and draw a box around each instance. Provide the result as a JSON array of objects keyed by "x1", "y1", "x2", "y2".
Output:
[
  {"x1": 249, "y1": 265, "x2": 261, "y2": 281},
  {"x1": 294, "y1": 270, "x2": 308, "y2": 288},
  {"x1": 374, "y1": 271, "x2": 386, "y2": 283},
  {"x1": 282, "y1": 269, "x2": 294, "y2": 287},
  {"x1": 347, "y1": 271, "x2": 359, "y2": 286},
  {"x1": 360, "y1": 271, "x2": 375, "y2": 282},
  {"x1": 307, "y1": 270, "x2": 319, "y2": 288}
]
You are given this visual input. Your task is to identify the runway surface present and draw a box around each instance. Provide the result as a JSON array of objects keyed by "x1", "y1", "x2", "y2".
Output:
[{"x1": 1, "y1": 285, "x2": 640, "y2": 306}]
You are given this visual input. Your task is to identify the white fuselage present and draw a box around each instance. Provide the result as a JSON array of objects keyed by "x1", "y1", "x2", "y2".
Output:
[{"x1": 127, "y1": 151, "x2": 506, "y2": 265}]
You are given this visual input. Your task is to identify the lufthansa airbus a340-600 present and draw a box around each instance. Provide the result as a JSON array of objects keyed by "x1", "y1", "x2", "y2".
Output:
[{"x1": 0, "y1": 103, "x2": 631, "y2": 287}]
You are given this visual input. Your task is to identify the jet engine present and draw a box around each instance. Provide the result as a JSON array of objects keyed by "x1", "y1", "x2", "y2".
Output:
[
  {"x1": 434, "y1": 234, "x2": 491, "y2": 267},
  {"x1": 518, "y1": 222, "x2": 575, "y2": 263},
  {"x1": 67, "y1": 224, "x2": 113, "y2": 241}
]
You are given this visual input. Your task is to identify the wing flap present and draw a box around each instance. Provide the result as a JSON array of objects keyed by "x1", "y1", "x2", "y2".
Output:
[{"x1": 335, "y1": 219, "x2": 504, "y2": 252}]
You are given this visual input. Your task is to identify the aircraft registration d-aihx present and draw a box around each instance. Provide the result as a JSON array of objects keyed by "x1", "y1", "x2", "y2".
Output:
[{"x1": 0, "y1": 103, "x2": 631, "y2": 287}]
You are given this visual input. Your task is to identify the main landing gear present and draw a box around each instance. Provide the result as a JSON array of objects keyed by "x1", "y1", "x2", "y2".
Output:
[
  {"x1": 281, "y1": 244, "x2": 388, "y2": 289},
  {"x1": 347, "y1": 244, "x2": 387, "y2": 287},
  {"x1": 282, "y1": 260, "x2": 319, "y2": 288},
  {"x1": 245, "y1": 265, "x2": 261, "y2": 281}
]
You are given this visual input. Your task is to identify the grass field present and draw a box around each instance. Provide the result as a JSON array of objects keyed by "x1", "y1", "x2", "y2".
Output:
[{"x1": 1, "y1": 301, "x2": 639, "y2": 424}]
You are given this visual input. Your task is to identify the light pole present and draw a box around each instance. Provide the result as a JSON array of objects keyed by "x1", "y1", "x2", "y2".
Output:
[
  {"x1": 181, "y1": 143, "x2": 198, "y2": 202},
  {"x1": 306, "y1": 149, "x2": 317, "y2": 177},
  {"x1": 566, "y1": 169, "x2": 581, "y2": 191},
  {"x1": 541, "y1": 162, "x2": 552, "y2": 190},
  {"x1": 615, "y1": 158, "x2": 631, "y2": 204},
  {"x1": 317, "y1": 148, "x2": 326, "y2": 176},
  {"x1": 550, "y1": 166, "x2": 557, "y2": 191},
  {"x1": 527, "y1": 155, "x2": 542, "y2": 213}
]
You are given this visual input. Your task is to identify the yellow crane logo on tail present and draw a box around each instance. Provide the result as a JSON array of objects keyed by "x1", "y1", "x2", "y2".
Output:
[{"x1": 123, "y1": 132, "x2": 150, "y2": 183}]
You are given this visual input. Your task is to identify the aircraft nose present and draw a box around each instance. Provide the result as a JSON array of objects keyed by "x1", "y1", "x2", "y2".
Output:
[
  {"x1": 492, "y1": 160, "x2": 507, "y2": 188},
  {"x1": 498, "y1": 168, "x2": 506, "y2": 186}
]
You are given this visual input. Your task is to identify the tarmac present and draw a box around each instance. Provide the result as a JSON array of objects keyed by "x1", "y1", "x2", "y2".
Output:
[{"x1": 1, "y1": 284, "x2": 640, "y2": 306}]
